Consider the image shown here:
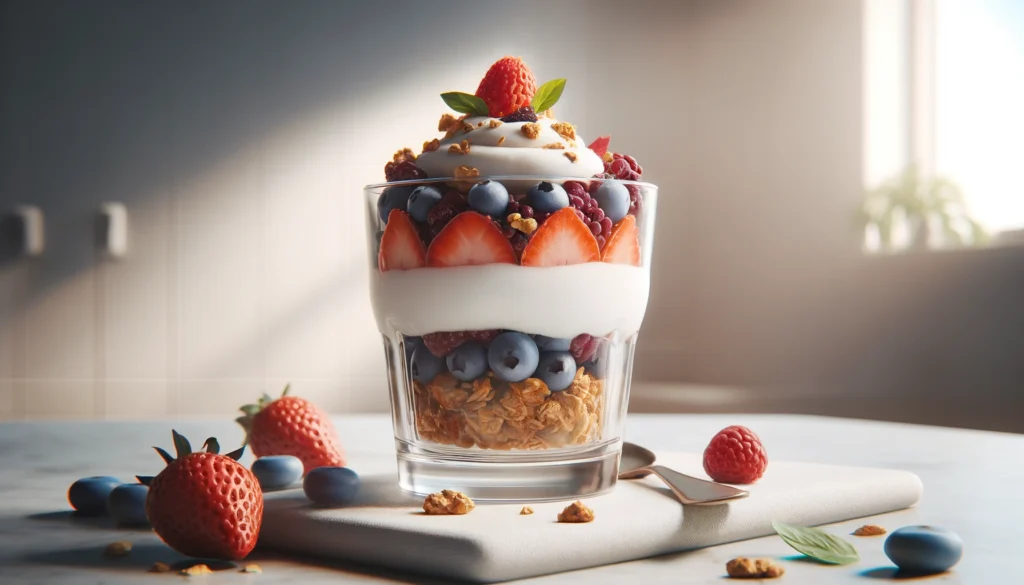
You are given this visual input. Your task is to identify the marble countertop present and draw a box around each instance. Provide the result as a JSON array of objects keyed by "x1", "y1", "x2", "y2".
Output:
[{"x1": 0, "y1": 414, "x2": 1020, "y2": 584}]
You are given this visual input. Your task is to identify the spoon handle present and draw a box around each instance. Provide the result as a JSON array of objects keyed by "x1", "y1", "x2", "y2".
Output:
[{"x1": 647, "y1": 465, "x2": 749, "y2": 506}]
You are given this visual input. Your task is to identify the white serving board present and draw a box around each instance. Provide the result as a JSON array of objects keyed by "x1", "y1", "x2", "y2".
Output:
[{"x1": 258, "y1": 452, "x2": 922, "y2": 583}]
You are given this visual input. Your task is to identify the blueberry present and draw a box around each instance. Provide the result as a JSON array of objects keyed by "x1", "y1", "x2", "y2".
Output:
[
  {"x1": 445, "y1": 342, "x2": 488, "y2": 382},
  {"x1": 594, "y1": 181, "x2": 630, "y2": 223},
  {"x1": 377, "y1": 186, "x2": 415, "y2": 223},
  {"x1": 403, "y1": 335, "x2": 423, "y2": 369},
  {"x1": 68, "y1": 476, "x2": 121, "y2": 515},
  {"x1": 303, "y1": 467, "x2": 361, "y2": 507},
  {"x1": 106, "y1": 483, "x2": 149, "y2": 525},
  {"x1": 487, "y1": 332, "x2": 540, "y2": 383},
  {"x1": 526, "y1": 181, "x2": 569, "y2": 214},
  {"x1": 884, "y1": 526, "x2": 963, "y2": 574},
  {"x1": 535, "y1": 351, "x2": 577, "y2": 391},
  {"x1": 534, "y1": 335, "x2": 571, "y2": 352},
  {"x1": 407, "y1": 186, "x2": 443, "y2": 223},
  {"x1": 582, "y1": 356, "x2": 608, "y2": 379},
  {"x1": 411, "y1": 346, "x2": 446, "y2": 383},
  {"x1": 467, "y1": 180, "x2": 509, "y2": 218},
  {"x1": 252, "y1": 455, "x2": 304, "y2": 491}
]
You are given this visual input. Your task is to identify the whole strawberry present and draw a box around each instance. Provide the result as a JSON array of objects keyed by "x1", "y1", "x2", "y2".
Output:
[
  {"x1": 236, "y1": 385, "x2": 346, "y2": 475},
  {"x1": 475, "y1": 56, "x2": 537, "y2": 118},
  {"x1": 702, "y1": 425, "x2": 768, "y2": 484},
  {"x1": 139, "y1": 431, "x2": 262, "y2": 560}
]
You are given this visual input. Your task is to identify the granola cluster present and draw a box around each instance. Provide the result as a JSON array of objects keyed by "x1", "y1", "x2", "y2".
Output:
[
  {"x1": 557, "y1": 501, "x2": 595, "y2": 523},
  {"x1": 414, "y1": 368, "x2": 603, "y2": 450},
  {"x1": 726, "y1": 558, "x2": 785, "y2": 579},
  {"x1": 423, "y1": 489, "x2": 476, "y2": 515},
  {"x1": 853, "y1": 524, "x2": 887, "y2": 536}
]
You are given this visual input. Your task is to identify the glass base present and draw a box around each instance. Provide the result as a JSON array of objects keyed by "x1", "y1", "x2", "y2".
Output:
[{"x1": 395, "y1": 439, "x2": 622, "y2": 503}]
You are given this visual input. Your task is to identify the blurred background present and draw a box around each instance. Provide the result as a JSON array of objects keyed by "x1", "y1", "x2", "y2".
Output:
[{"x1": 0, "y1": 0, "x2": 1021, "y2": 431}]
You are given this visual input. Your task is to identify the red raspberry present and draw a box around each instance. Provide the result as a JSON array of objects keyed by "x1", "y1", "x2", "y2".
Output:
[
  {"x1": 702, "y1": 425, "x2": 768, "y2": 484},
  {"x1": 427, "y1": 190, "x2": 467, "y2": 237},
  {"x1": 602, "y1": 152, "x2": 643, "y2": 181},
  {"x1": 422, "y1": 330, "x2": 500, "y2": 358},
  {"x1": 564, "y1": 181, "x2": 609, "y2": 248},
  {"x1": 475, "y1": 57, "x2": 537, "y2": 118},
  {"x1": 569, "y1": 334, "x2": 600, "y2": 363}
]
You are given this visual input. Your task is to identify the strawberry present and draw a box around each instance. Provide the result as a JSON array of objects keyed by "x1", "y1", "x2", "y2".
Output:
[
  {"x1": 588, "y1": 135, "x2": 611, "y2": 158},
  {"x1": 379, "y1": 210, "x2": 426, "y2": 271},
  {"x1": 475, "y1": 56, "x2": 537, "y2": 118},
  {"x1": 520, "y1": 208, "x2": 600, "y2": 267},
  {"x1": 139, "y1": 431, "x2": 262, "y2": 560},
  {"x1": 426, "y1": 211, "x2": 516, "y2": 267},
  {"x1": 422, "y1": 329, "x2": 501, "y2": 358},
  {"x1": 236, "y1": 385, "x2": 346, "y2": 475},
  {"x1": 601, "y1": 215, "x2": 641, "y2": 266}
]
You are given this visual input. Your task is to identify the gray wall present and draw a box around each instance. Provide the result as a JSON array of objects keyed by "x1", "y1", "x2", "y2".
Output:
[{"x1": 1, "y1": 0, "x2": 1021, "y2": 429}]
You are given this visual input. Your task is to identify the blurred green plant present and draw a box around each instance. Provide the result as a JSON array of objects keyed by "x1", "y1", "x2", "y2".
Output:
[{"x1": 857, "y1": 165, "x2": 988, "y2": 252}]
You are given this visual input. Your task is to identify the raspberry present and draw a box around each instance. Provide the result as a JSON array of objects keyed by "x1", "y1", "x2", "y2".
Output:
[
  {"x1": 500, "y1": 106, "x2": 538, "y2": 123},
  {"x1": 626, "y1": 184, "x2": 642, "y2": 216},
  {"x1": 385, "y1": 159, "x2": 427, "y2": 182},
  {"x1": 501, "y1": 198, "x2": 535, "y2": 259},
  {"x1": 475, "y1": 57, "x2": 537, "y2": 118},
  {"x1": 602, "y1": 152, "x2": 643, "y2": 182},
  {"x1": 422, "y1": 330, "x2": 500, "y2": 358},
  {"x1": 569, "y1": 334, "x2": 600, "y2": 363},
  {"x1": 427, "y1": 190, "x2": 467, "y2": 237},
  {"x1": 702, "y1": 425, "x2": 768, "y2": 484},
  {"x1": 565, "y1": 181, "x2": 610, "y2": 248}
]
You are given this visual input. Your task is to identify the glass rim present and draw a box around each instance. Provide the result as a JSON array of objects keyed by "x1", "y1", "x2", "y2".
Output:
[{"x1": 364, "y1": 175, "x2": 658, "y2": 191}]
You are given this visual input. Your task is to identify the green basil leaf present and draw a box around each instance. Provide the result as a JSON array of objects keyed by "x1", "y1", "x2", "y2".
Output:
[
  {"x1": 772, "y1": 521, "x2": 860, "y2": 565},
  {"x1": 441, "y1": 92, "x2": 490, "y2": 116},
  {"x1": 531, "y1": 79, "x2": 566, "y2": 113}
]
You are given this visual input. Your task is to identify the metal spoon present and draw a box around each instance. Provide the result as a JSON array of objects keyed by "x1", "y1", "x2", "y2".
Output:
[{"x1": 618, "y1": 442, "x2": 749, "y2": 506}]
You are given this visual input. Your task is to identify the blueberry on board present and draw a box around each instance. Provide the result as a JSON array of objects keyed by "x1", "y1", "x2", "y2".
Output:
[
  {"x1": 252, "y1": 455, "x2": 304, "y2": 491},
  {"x1": 884, "y1": 526, "x2": 964, "y2": 574},
  {"x1": 377, "y1": 186, "x2": 415, "y2": 223},
  {"x1": 411, "y1": 346, "x2": 446, "y2": 383},
  {"x1": 68, "y1": 476, "x2": 121, "y2": 516},
  {"x1": 467, "y1": 180, "x2": 509, "y2": 218},
  {"x1": 446, "y1": 342, "x2": 488, "y2": 382},
  {"x1": 535, "y1": 351, "x2": 577, "y2": 391},
  {"x1": 594, "y1": 181, "x2": 630, "y2": 224},
  {"x1": 527, "y1": 181, "x2": 570, "y2": 214},
  {"x1": 487, "y1": 332, "x2": 540, "y2": 383},
  {"x1": 534, "y1": 335, "x2": 572, "y2": 352},
  {"x1": 407, "y1": 186, "x2": 443, "y2": 223},
  {"x1": 107, "y1": 483, "x2": 149, "y2": 525},
  {"x1": 303, "y1": 467, "x2": 361, "y2": 507}
]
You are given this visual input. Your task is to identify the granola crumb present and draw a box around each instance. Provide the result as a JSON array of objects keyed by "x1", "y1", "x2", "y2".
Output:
[
  {"x1": 602, "y1": 151, "x2": 614, "y2": 163},
  {"x1": 853, "y1": 524, "x2": 887, "y2": 536},
  {"x1": 507, "y1": 213, "x2": 538, "y2": 235},
  {"x1": 104, "y1": 541, "x2": 132, "y2": 557},
  {"x1": 438, "y1": 113, "x2": 459, "y2": 133},
  {"x1": 519, "y1": 506, "x2": 534, "y2": 515},
  {"x1": 551, "y1": 121, "x2": 576, "y2": 141},
  {"x1": 726, "y1": 558, "x2": 784, "y2": 579},
  {"x1": 521, "y1": 123, "x2": 541, "y2": 140},
  {"x1": 541, "y1": 109, "x2": 554, "y2": 118},
  {"x1": 148, "y1": 562, "x2": 171, "y2": 573},
  {"x1": 497, "y1": 136, "x2": 506, "y2": 146},
  {"x1": 448, "y1": 140, "x2": 471, "y2": 155},
  {"x1": 564, "y1": 152, "x2": 578, "y2": 163},
  {"x1": 392, "y1": 147, "x2": 417, "y2": 163},
  {"x1": 423, "y1": 489, "x2": 476, "y2": 515},
  {"x1": 542, "y1": 143, "x2": 565, "y2": 150},
  {"x1": 180, "y1": 564, "x2": 213, "y2": 576},
  {"x1": 461, "y1": 121, "x2": 475, "y2": 134},
  {"x1": 477, "y1": 121, "x2": 485, "y2": 127},
  {"x1": 557, "y1": 501, "x2": 594, "y2": 523},
  {"x1": 422, "y1": 138, "x2": 440, "y2": 153},
  {"x1": 489, "y1": 119, "x2": 503, "y2": 129},
  {"x1": 454, "y1": 165, "x2": 479, "y2": 180},
  {"x1": 241, "y1": 564, "x2": 263, "y2": 574}
]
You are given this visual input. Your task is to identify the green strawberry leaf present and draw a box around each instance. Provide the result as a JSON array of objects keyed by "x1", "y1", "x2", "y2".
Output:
[
  {"x1": 281, "y1": 383, "x2": 291, "y2": 397},
  {"x1": 239, "y1": 404, "x2": 260, "y2": 416},
  {"x1": 441, "y1": 92, "x2": 490, "y2": 116},
  {"x1": 202, "y1": 437, "x2": 220, "y2": 454},
  {"x1": 225, "y1": 445, "x2": 246, "y2": 461},
  {"x1": 530, "y1": 79, "x2": 566, "y2": 113},
  {"x1": 135, "y1": 475, "x2": 154, "y2": 486},
  {"x1": 153, "y1": 446, "x2": 175, "y2": 465},
  {"x1": 772, "y1": 521, "x2": 860, "y2": 565},
  {"x1": 171, "y1": 429, "x2": 192, "y2": 459}
]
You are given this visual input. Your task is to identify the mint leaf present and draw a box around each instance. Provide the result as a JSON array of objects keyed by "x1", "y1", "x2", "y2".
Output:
[
  {"x1": 531, "y1": 79, "x2": 566, "y2": 113},
  {"x1": 773, "y1": 521, "x2": 860, "y2": 565},
  {"x1": 441, "y1": 92, "x2": 490, "y2": 116}
]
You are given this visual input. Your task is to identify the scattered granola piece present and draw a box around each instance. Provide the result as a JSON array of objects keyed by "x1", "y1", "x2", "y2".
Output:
[
  {"x1": 542, "y1": 143, "x2": 565, "y2": 150},
  {"x1": 521, "y1": 123, "x2": 541, "y2": 139},
  {"x1": 564, "y1": 152, "x2": 578, "y2": 163},
  {"x1": 497, "y1": 136, "x2": 506, "y2": 146},
  {"x1": 520, "y1": 506, "x2": 534, "y2": 515},
  {"x1": 180, "y1": 564, "x2": 213, "y2": 576},
  {"x1": 461, "y1": 121, "x2": 475, "y2": 134},
  {"x1": 241, "y1": 564, "x2": 263, "y2": 574},
  {"x1": 438, "y1": 113, "x2": 459, "y2": 133},
  {"x1": 602, "y1": 151, "x2": 614, "y2": 163},
  {"x1": 448, "y1": 140, "x2": 471, "y2": 155},
  {"x1": 853, "y1": 524, "x2": 887, "y2": 536},
  {"x1": 104, "y1": 541, "x2": 132, "y2": 557},
  {"x1": 489, "y1": 119, "x2": 503, "y2": 129},
  {"x1": 507, "y1": 213, "x2": 538, "y2": 235},
  {"x1": 477, "y1": 121, "x2": 485, "y2": 128},
  {"x1": 392, "y1": 147, "x2": 416, "y2": 163},
  {"x1": 148, "y1": 562, "x2": 171, "y2": 573},
  {"x1": 541, "y1": 109, "x2": 554, "y2": 118},
  {"x1": 726, "y1": 557, "x2": 784, "y2": 579},
  {"x1": 422, "y1": 138, "x2": 440, "y2": 153},
  {"x1": 454, "y1": 165, "x2": 480, "y2": 180},
  {"x1": 551, "y1": 121, "x2": 577, "y2": 141},
  {"x1": 557, "y1": 501, "x2": 594, "y2": 523},
  {"x1": 423, "y1": 489, "x2": 476, "y2": 515}
]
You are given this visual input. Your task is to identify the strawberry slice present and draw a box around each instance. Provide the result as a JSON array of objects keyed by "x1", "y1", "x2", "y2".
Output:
[
  {"x1": 601, "y1": 215, "x2": 641, "y2": 266},
  {"x1": 426, "y1": 211, "x2": 516, "y2": 267},
  {"x1": 588, "y1": 135, "x2": 611, "y2": 158},
  {"x1": 379, "y1": 210, "x2": 426, "y2": 271},
  {"x1": 521, "y1": 208, "x2": 601, "y2": 267}
]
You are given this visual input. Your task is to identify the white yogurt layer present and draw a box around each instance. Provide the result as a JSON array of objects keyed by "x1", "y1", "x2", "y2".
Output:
[{"x1": 369, "y1": 263, "x2": 650, "y2": 339}]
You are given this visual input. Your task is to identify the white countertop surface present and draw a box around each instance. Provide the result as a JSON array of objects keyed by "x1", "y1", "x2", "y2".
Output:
[{"x1": 0, "y1": 414, "x2": 1020, "y2": 583}]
